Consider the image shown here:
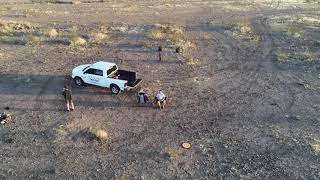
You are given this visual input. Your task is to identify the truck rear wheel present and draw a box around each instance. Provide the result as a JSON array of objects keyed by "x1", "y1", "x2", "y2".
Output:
[{"x1": 110, "y1": 84, "x2": 120, "y2": 94}]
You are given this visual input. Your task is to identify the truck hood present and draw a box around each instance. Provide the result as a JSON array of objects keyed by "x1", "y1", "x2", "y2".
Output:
[{"x1": 72, "y1": 64, "x2": 91, "y2": 76}]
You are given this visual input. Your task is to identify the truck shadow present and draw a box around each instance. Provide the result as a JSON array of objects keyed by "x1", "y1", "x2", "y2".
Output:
[
  {"x1": 0, "y1": 73, "x2": 140, "y2": 96},
  {"x1": 0, "y1": 73, "x2": 146, "y2": 111}
]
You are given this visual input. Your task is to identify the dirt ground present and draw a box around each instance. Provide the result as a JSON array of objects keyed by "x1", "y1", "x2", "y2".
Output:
[{"x1": 0, "y1": 0, "x2": 319, "y2": 179}]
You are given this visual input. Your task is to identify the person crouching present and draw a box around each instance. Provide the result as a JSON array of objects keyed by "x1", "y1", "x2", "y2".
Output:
[
  {"x1": 137, "y1": 90, "x2": 149, "y2": 106},
  {"x1": 155, "y1": 90, "x2": 166, "y2": 109},
  {"x1": 62, "y1": 85, "x2": 74, "y2": 112}
]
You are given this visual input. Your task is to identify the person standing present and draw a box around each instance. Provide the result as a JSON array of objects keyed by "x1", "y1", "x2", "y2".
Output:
[
  {"x1": 158, "y1": 45, "x2": 162, "y2": 61},
  {"x1": 154, "y1": 90, "x2": 166, "y2": 109},
  {"x1": 62, "y1": 85, "x2": 74, "y2": 112}
]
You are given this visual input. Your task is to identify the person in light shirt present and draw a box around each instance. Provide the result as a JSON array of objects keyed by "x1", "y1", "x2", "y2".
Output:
[{"x1": 154, "y1": 90, "x2": 167, "y2": 109}]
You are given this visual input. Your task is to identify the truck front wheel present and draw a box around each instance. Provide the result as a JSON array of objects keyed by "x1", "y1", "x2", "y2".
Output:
[
  {"x1": 74, "y1": 77, "x2": 84, "y2": 86},
  {"x1": 110, "y1": 84, "x2": 120, "y2": 94}
]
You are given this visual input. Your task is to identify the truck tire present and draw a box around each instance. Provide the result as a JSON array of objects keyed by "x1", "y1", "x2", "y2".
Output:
[
  {"x1": 110, "y1": 84, "x2": 120, "y2": 94},
  {"x1": 74, "y1": 77, "x2": 84, "y2": 86}
]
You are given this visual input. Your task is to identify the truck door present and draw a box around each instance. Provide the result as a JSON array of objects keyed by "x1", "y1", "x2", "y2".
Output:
[{"x1": 83, "y1": 68, "x2": 103, "y2": 86}]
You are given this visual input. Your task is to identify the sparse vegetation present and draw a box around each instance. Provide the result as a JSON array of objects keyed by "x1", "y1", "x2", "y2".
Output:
[
  {"x1": 165, "y1": 147, "x2": 181, "y2": 160},
  {"x1": 0, "y1": 22, "x2": 12, "y2": 36},
  {"x1": 116, "y1": 174, "x2": 130, "y2": 180},
  {"x1": 69, "y1": 34, "x2": 87, "y2": 46},
  {"x1": 25, "y1": 34, "x2": 41, "y2": 44},
  {"x1": 305, "y1": 0, "x2": 320, "y2": 3},
  {"x1": 110, "y1": 23, "x2": 129, "y2": 32},
  {"x1": 146, "y1": 23, "x2": 195, "y2": 51},
  {"x1": 277, "y1": 52, "x2": 290, "y2": 63},
  {"x1": 146, "y1": 27, "x2": 165, "y2": 40},
  {"x1": 226, "y1": 20, "x2": 260, "y2": 42},
  {"x1": 307, "y1": 138, "x2": 320, "y2": 155},
  {"x1": 33, "y1": 0, "x2": 81, "y2": 4},
  {"x1": 287, "y1": 27, "x2": 301, "y2": 39},
  {"x1": 304, "y1": 83, "x2": 320, "y2": 91},
  {"x1": 89, "y1": 31, "x2": 109, "y2": 45},
  {"x1": 276, "y1": 51, "x2": 316, "y2": 63},
  {"x1": 186, "y1": 58, "x2": 200, "y2": 65},
  {"x1": 87, "y1": 127, "x2": 109, "y2": 141},
  {"x1": 138, "y1": 40, "x2": 152, "y2": 48},
  {"x1": 42, "y1": 28, "x2": 58, "y2": 38}
]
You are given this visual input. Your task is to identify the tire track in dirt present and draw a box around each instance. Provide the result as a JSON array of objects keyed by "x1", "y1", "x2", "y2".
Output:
[{"x1": 174, "y1": 16, "x2": 282, "y2": 139}]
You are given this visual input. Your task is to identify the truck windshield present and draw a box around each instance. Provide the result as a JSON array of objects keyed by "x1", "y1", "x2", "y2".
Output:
[
  {"x1": 82, "y1": 66, "x2": 90, "y2": 72},
  {"x1": 107, "y1": 65, "x2": 117, "y2": 76}
]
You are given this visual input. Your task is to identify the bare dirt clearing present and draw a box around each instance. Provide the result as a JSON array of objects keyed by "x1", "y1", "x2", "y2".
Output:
[{"x1": 0, "y1": 0, "x2": 319, "y2": 179}]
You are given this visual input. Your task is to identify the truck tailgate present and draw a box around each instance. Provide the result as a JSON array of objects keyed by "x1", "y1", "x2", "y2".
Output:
[{"x1": 128, "y1": 79, "x2": 142, "y2": 88}]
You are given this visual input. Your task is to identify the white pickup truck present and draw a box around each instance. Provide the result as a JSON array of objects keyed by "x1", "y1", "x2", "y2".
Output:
[{"x1": 71, "y1": 61, "x2": 142, "y2": 94}]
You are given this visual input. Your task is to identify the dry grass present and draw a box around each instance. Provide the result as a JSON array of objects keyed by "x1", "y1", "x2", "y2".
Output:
[
  {"x1": 138, "y1": 40, "x2": 152, "y2": 48},
  {"x1": 226, "y1": 20, "x2": 260, "y2": 42},
  {"x1": 146, "y1": 28, "x2": 165, "y2": 40},
  {"x1": 304, "y1": 83, "x2": 320, "y2": 91},
  {"x1": 89, "y1": 31, "x2": 109, "y2": 45},
  {"x1": 116, "y1": 175, "x2": 130, "y2": 180},
  {"x1": 165, "y1": 147, "x2": 181, "y2": 160},
  {"x1": 69, "y1": 34, "x2": 87, "y2": 46},
  {"x1": 305, "y1": 0, "x2": 320, "y2": 3},
  {"x1": 42, "y1": 28, "x2": 58, "y2": 38},
  {"x1": 307, "y1": 138, "x2": 320, "y2": 155},
  {"x1": 186, "y1": 58, "x2": 200, "y2": 65},
  {"x1": 146, "y1": 23, "x2": 195, "y2": 51},
  {"x1": 276, "y1": 51, "x2": 316, "y2": 63},
  {"x1": 25, "y1": 34, "x2": 41, "y2": 45},
  {"x1": 0, "y1": 22, "x2": 12, "y2": 36},
  {"x1": 269, "y1": 16, "x2": 305, "y2": 39},
  {"x1": 277, "y1": 52, "x2": 290, "y2": 63},
  {"x1": 88, "y1": 127, "x2": 109, "y2": 141},
  {"x1": 110, "y1": 23, "x2": 129, "y2": 33},
  {"x1": 287, "y1": 27, "x2": 301, "y2": 39},
  {"x1": 172, "y1": 39, "x2": 196, "y2": 51},
  {"x1": 164, "y1": 23, "x2": 184, "y2": 35},
  {"x1": 34, "y1": 0, "x2": 82, "y2": 4}
]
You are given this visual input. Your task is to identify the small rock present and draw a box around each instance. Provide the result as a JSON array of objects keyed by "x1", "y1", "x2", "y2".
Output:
[
  {"x1": 310, "y1": 165, "x2": 317, "y2": 169},
  {"x1": 285, "y1": 114, "x2": 289, "y2": 118}
]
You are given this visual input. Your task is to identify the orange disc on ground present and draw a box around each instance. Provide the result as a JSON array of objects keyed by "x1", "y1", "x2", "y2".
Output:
[{"x1": 181, "y1": 142, "x2": 191, "y2": 149}]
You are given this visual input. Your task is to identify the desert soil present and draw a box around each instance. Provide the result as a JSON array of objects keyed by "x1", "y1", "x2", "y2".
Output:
[{"x1": 0, "y1": 0, "x2": 319, "y2": 179}]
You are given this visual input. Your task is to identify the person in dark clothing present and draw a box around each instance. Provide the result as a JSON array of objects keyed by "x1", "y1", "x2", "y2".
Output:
[
  {"x1": 137, "y1": 90, "x2": 149, "y2": 105},
  {"x1": 176, "y1": 47, "x2": 181, "y2": 53},
  {"x1": 158, "y1": 45, "x2": 162, "y2": 61},
  {"x1": 62, "y1": 85, "x2": 74, "y2": 111}
]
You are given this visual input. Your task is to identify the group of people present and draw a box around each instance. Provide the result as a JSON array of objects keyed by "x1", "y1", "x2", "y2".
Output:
[
  {"x1": 62, "y1": 85, "x2": 167, "y2": 112},
  {"x1": 137, "y1": 89, "x2": 167, "y2": 109}
]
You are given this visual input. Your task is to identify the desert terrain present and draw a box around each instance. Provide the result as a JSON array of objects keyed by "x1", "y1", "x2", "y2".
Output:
[{"x1": 0, "y1": 0, "x2": 319, "y2": 179}]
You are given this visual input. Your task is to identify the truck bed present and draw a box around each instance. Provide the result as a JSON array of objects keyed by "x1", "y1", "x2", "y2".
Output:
[{"x1": 117, "y1": 70, "x2": 142, "y2": 87}]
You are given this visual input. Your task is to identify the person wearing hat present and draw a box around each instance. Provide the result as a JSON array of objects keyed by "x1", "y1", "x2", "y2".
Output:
[
  {"x1": 62, "y1": 85, "x2": 74, "y2": 112},
  {"x1": 154, "y1": 90, "x2": 166, "y2": 109},
  {"x1": 137, "y1": 90, "x2": 149, "y2": 105}
]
